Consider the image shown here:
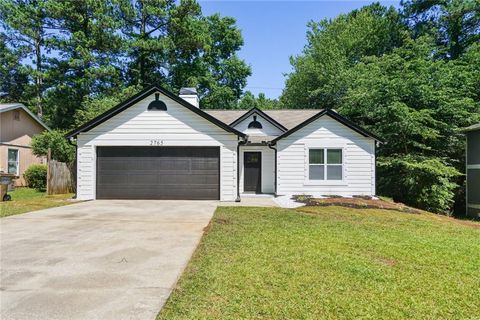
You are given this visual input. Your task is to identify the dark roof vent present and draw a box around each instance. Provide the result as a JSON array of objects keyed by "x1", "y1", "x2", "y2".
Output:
[
  {"x1": 248, "y1": 115, "x2": 262, "y2": 129},
  {"x1": 148, "y1": 93, "x2": 167, "y2": 111}
]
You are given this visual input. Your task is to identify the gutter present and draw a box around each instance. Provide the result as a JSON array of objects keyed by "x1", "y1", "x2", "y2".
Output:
[
  {"x1": 267, "y1": 141, "x2": 277, "y2": 196},
  {"x1": 236, "y1": 136, "x2": 248, "y2": 202}
]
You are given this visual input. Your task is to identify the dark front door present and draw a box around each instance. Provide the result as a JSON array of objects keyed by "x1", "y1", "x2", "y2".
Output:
[
  {"x1": 244, "y1": 152, "x2": 262, "y2": 193},
  {"x1": 96, "y1": 146, "x2": 220, "y2": 200}
]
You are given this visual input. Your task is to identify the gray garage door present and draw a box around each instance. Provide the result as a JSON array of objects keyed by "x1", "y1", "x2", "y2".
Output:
[{"x1": 96, "y1": 147, "x2": 220, "y2": 200}]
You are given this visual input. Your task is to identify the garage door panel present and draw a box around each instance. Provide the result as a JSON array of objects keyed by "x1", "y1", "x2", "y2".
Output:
[{"x1": 96, "y1": 147, "x2": 220, "y2": 200}]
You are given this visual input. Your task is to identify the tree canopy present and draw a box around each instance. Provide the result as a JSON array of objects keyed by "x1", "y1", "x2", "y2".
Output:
[
  {"x1": 0, "y1": 0, "x2": 251, "y2": 128},
  {"x1": 281, "y1": 2, "x2": 480, "y2": 214}
]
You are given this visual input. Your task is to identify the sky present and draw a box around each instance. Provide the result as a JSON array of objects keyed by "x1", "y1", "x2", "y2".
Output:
[{"x1": 200, "y1": 0, "x2": 401, "y2": 99}]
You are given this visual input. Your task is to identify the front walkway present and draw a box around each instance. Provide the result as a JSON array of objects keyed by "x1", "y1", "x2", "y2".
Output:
[{"x1": 0, "y1": 200, "x2": 216, "y2": 320}]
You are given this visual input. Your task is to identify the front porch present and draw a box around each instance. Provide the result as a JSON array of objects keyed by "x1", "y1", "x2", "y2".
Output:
[{"x1": 239, "y1": 145, "x2": 275, "y2": 195}]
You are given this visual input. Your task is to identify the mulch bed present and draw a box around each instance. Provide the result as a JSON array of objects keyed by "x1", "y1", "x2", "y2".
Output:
[{"x1": 292, "y1": 195, "x2": 423, "y2": 214}]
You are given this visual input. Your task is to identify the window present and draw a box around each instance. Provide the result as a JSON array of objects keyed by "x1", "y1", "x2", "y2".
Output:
[
  {"x1": 13, "y1": 110, "x2": 20, "y2": 120},
  {"x1": 8, "y1": 149, "x2": 19, "y2": 175},
  {"x1": 309, "y1": 148, "x2": 343, "y2": 180}
]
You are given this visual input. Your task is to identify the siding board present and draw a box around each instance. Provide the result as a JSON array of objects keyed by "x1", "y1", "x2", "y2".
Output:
[
  {"x1": 76, "y1": 92, "x2": 238, "y2": 201},
  {"x1": 277, "y1": 115, "x2": 375, "y2": 197}
]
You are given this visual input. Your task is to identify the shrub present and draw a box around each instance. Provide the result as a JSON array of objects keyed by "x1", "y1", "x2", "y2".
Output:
[
  {"x1": 377, "y1": 155, "x2": 461, "y2": 214},
  {"x1": 31, "y1": 130, "x2": 75, "y2": 163},
  {"x1": 23, "y1": 164, "x2": 47, "y2": 191}
]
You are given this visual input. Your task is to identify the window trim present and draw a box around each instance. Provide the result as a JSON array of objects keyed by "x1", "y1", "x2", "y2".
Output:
[
  {"x1": 7, "y1": 148, "x2": 20, "y2": 176},
  {"x1": 305, "y1": 147, "x2": 346, "y2": 186}
]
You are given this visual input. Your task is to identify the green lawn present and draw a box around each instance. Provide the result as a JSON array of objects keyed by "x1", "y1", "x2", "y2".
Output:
[
  {"x1": 0, "y1": 188, "x2": 74, "y2": 218},
  {"x1": 158, "y1": 206, "x2": 480, "y2": 320}
]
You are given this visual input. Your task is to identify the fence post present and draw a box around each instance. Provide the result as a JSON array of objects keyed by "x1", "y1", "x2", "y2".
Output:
[{"x1": 47, "y1": 148, "x2": 52, "y2": 195}]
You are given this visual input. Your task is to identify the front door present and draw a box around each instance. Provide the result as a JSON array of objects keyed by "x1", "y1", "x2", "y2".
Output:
[{"x1": 244, "y1": 152, "x2": 262, "y2": 193}]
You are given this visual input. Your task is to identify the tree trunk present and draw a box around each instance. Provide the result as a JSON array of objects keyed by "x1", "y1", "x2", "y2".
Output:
[{"x1": 35, "y1": 29, "x2": 43, "y2": 117}]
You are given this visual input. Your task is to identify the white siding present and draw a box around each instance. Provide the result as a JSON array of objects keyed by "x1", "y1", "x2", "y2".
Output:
[
  {"x1": 76, "y1": 92, "x2": 238, "y2": 201},
  {"x1": 233, "y1": 112, "x2": 283, "y2": 137},
  {"x1": 277, "y1": 115, "x2": 376, "y2": 197},
  {"x1": 239, "y1": 146, "x2": 275, "y2": 194}
]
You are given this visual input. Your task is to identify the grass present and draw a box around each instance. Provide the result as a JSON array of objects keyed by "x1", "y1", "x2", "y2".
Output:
[
  {"x1": 158, "y1": 206, "x2": 480, "y2": 320},
  {"x1": 0, "y1": 187, "x2": 74, "y2": 218}
]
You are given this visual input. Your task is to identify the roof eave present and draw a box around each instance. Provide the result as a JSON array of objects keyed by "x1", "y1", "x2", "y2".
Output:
[
  {"x1": 66, "y1": 85, "x2": 246, "y2": 139},
  {"x1": 229, "y1": 107, "x2": 288, "y2": 132},
  {"x1": 271, "y1": 109, "x2": 384, "y2": 144},
  {"x1": 0, "y1": 104, "x2": 50, "y2": 131}
]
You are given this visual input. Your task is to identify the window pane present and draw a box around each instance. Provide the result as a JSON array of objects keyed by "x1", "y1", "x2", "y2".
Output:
[
  {"x1": 309, "y1": 149, "x2": 324, "y2": 164},
  {"x1": 309, "y1": 165, "x2": 324, "y2": 180},
  {"x1": 8, "y1": 149, "x2": 18, "y2": 161},
  {"x1": 327, "y1": 165, "x2": 342, "y2": 180},
  {"x1": 327, "y1": 149, "x2": 342, "y2": 164},
  {"x1": 8, "y1": 162, "x2": 17, "y2": 174}
]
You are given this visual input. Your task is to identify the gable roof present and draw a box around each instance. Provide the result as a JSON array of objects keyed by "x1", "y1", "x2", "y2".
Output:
[
  {"x1": 66, "y1": 85, "x2": 246, "y2": 138},
  {"x1": 229, "y1": 107, "x2": 287, "y2": 132},
  {"x1": 204, "y1": 109, "x2": 320, "y2": 130},
  {"x1": 271, "y1": 109, "x2": 384, "y2": 143},
  {"x1": 0, "y1": 103, "x2": 50, "y2": 131}
]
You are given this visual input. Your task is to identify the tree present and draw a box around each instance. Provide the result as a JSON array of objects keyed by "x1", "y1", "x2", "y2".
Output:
[
  {"x1": 237, "y1": 91, "x2": 280, "y2": 110},
  {"x1": 31, "y1": 130, "x2": 75, "y2": 163},
  {"x1": 44, "y1": 0, "x2": 125, "y2": 129},
  {"x1": 401, "y1": 0, "x2": 480, "y2": 59},
  {"x1": 0, "y1": 33, "x2": 29, "y2": 101},
  {"x1": 119, "y1": 1, "x2": 251, "y2": 109},
  {"x1": 339, "y1": 36, "x2": 479, "y2": 213},
  {"x1": 281, "y1": 3, "x2": 405, "y2": 109},
  {"x1": 237, "y1": 91, "x2": 257, "y2": 109},
  {"x1": 0, "y1": 0, "x2": 54, "y2": 116},
  {"x1": 279, "y1": 2, "x2": 479, "y2": 214}
]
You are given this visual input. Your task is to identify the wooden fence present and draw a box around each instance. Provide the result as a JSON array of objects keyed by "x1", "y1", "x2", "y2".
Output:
[{"x1": 47, "y1": 150, "x2": 76, "y2": 195}]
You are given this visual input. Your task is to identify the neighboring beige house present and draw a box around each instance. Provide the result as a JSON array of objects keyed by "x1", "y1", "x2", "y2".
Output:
[{"x1": 0, "y1": 103, "x2": 50, "y2": 186}]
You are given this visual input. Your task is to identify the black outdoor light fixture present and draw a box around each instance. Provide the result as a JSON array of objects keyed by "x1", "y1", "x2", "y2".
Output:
[
  {"x1": 248, "y1": 115, "x2": 263, "y2": 129},
  {"x1": 148, "y1": 93, "x2": 167, "y2": 110}
]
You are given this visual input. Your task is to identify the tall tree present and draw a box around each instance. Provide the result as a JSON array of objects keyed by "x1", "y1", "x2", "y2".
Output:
[
  {"x1": 0, "y1": 0, "x2": 54, "y2": 116},
  {"x1": 119, "y1": 1, "x2": 251, "y2": 109},
  {"x1": 281, "y1": 3, "x2": 405, "y2": 109},
  {"x1": 340, "y1": 37, "x2": 479, "y2": 213},
  {"x1": 0, "y1": 33, "x2": 29, "y2": 101},
  {"x1": 45, "y1": 0, "x2": 125, "y2": 128},
  {"x1": 401, "y1": 0, "x2": 480, "y2": 59}
]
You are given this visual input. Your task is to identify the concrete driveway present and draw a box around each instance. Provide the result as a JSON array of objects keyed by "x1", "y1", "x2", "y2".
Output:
[{"x1": 0, "y1": 200, "x2": 217, "y2": 320}]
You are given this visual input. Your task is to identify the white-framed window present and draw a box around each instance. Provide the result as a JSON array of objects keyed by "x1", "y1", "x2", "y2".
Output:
[
  {"x1": 8, "y1": 149, "x2": 19, "y2": 175},
  {"x1": 308, "y1": 148, "x2": 343, "y2": 180}
]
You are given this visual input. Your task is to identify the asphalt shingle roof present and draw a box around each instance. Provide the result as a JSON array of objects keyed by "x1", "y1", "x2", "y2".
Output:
[{"x1": 204, "y1": 109, "x2": 322, "y2": 130}]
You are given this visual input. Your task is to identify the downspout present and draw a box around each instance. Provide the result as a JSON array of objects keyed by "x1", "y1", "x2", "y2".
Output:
[
  {"x1": 236, "y1": 136, "x2": 247, "y2": 202},
  {"x1": 267, "y1": 141, "x2": 277, "y2": 196}
]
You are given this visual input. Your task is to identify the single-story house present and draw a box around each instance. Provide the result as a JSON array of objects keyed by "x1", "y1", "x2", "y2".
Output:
[
  {"x1": 66, "y1": 85, "x2": 383, "y2": 201},
  {"x1": 0, "y1": 103, "x2": 50, "y2": 186},
  {"x1": 464, "y1": 123, "x2": 480, "y2": 218}
]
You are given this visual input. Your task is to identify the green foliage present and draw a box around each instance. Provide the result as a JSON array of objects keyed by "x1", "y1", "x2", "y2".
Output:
[
  {"x1": 237, "y1": 91, "x2": 280, "y2": 110},
  {"x1": 23, "y1": 165, "x2": 47, "y2": 191},
  {"x1": 280, "y1": 2, "x2": 480, "y2": 214},
  {"x1": 73, "y1": 85, "x2": 141, "y2": 126},
  {"x1": 377, "y1": 156, "x2": 461, "y2": 214},
  {"x1": 281, "y1": 3, "x2": 405, "y2": 109},
  {"x1": 0, "y1": 0, "x2": 251, "y2": 128},
  {"x1": 31, "y1": 130, "x2": 75, "y2": 163},
  {"x1": 401, "y1": 0, "x2": 480, "y2": 58}
]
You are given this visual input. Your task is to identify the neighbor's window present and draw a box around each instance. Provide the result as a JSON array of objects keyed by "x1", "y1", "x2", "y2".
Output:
[
  {"x1": 309, "y1": 148, "x2": 343, "y2": 180},
  {"x1": 8, "y1": 149, "x2": 19, "y2": 175}
]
